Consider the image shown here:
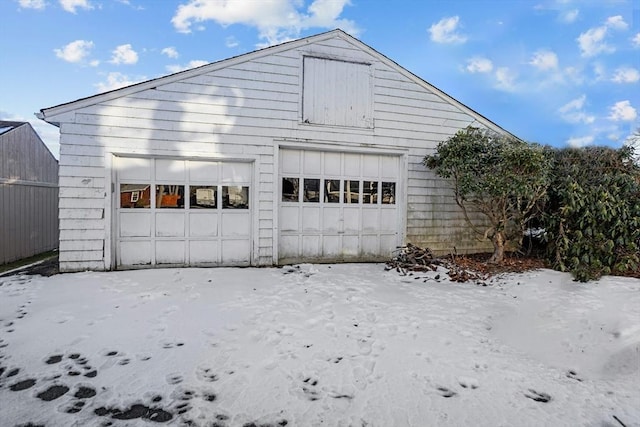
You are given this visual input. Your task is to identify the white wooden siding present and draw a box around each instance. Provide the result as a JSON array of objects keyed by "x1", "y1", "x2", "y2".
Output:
[{"x1": 47, "y1": 33, "x2": 493, "y2": 271}]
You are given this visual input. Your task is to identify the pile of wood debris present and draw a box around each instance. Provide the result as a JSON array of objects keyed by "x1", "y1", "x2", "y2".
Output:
[{"x1": 385, "y1": 243, "x2": 491, "y2": 283}]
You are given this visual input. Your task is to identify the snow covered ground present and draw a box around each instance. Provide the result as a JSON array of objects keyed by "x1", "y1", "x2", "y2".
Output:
[{"x1": 0, "y1": 264, "x2": 638, "y2": 427}]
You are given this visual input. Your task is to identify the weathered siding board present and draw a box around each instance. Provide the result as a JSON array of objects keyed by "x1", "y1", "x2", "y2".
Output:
[
  {"x1": 58, "y1": 154, "x2": 105, "y2": 168},
  {"x1": 43, "y1": 31, "x2": 504, "y2": 270},
  {"x1": 59, "y1": 229, "x2": 106, "y2": 240},
  {"x1": 59, "y1": 250, "x2": 103, "y2": 262},
  {"x1": 81, "y1": 103, "x2": 298, "y2": 122},
  {"x1": 0, "y1": 122, "x2": 59, "y2": 264},
  {"x1": 59, "y1": 240, "x2": 104, "y2": 251},
  {"x1": 162, "y1": 79, "x2": 298, "y2": 99},
  {"x1": 105, "y1": 95, "x2": 299, "y2": 115}
]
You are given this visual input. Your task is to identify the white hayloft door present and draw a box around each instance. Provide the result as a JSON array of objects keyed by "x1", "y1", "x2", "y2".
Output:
[
  {"x1": 115, "y1": 157, "x2": 252, "y2": 268},
  {"x1": 279, "y1": 149, "x2": 401, "y2": 263}
]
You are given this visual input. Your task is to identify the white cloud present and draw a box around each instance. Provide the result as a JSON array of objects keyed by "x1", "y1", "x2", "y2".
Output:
[
  {"x1": 166, "y1": 60, "x2": 209, "y2": 74},
  {"x1": 567, "y1": 135, "x2": 594, "y2": 148},
  {"x1": 95, "y1": 72, "x2": 145, "y2": 93},
  {"x1": 529, "y1": 50, "x2": 558, "y2": 71},
  {"x1": 54, "y1": 39, "x2": 94, "y2": 63},
  {"x1": 110, "y1": 44, "x2": 139, "y2": 65},
  {"x1": 429, "y1": 16, "x2": 467, "y2": 44},
  {"x1": 632, "y1": 33, "x2": 640, "y2": 48},
  {"x1": 558, "y1": 94, "x2": 595, "y2": 124},
  {"x1": 605, "y1": 15, "x2": 627, "y2": 31},
  {"x1": 161, "y1": 47, "x2": 179, "y2": 59},
  {"x1": 560, "y1": 9, "x2": 579, "y2": 23},
  {"x1": 59, "y1": 0, "x2": 93, "y2": 13},
  {"x1": 577, "y1": 15, "x2": 628, "y2": 57},
  {"x1": 608, "y1": 100, "x2": 637, "y2": 122},
  {"x1": 466, "y1": 57, "x2": 493, "y2": 73},
  {"x1": 559, "y1": 94, "x2": 586, "y2": 113},
  {"x1": 18, "y1": 0, "x2": 46, "y2": 9},
  {"x1": 171, "y1": 0, "x2": 358, "y2": 46},
  {"x1": 495, "y1": 67, "x2": 516, "y2": 91},
  {"x1": 577, "y1": 26, "x2": 612, "y2": 57},
  {"x1": 612, "y1": 67, "x2": 640, "y2": 84}
]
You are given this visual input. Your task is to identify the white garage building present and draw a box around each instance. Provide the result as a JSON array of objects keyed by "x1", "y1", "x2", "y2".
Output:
[{"x1": 39, "y1": 29, "x2": 505, "y2": 272}]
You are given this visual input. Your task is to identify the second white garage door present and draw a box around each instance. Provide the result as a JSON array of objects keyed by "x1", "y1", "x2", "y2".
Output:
[
  {"x1": 115, "y1": 157, "x2": 252, "y2": 268},
  {"x1": 278, "y1": 149, "x2": 401, "y2": 263}
]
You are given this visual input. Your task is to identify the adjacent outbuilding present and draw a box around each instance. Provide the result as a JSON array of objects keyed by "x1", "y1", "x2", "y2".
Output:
[
  {"x1": 0, "y1": 121, "x2": 59, "y2": 265},
  {"x1": 38, "y1": 29, "x2": 507, "y2": 272}
]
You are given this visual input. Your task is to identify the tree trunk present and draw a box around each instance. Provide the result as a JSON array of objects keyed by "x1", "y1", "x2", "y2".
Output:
[{"x1": 488, "y1": 231, "x2": 505, "y2": 264}]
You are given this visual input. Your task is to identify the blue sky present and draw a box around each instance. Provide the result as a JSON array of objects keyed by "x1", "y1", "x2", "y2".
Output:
[{"x1": 1, "y1": 0, "x2": 639, "y2": 158}]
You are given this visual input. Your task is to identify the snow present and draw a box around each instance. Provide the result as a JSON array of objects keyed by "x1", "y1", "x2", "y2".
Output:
[{"x1": 0, "y1": 264, "x2": 638, "y2": 426}]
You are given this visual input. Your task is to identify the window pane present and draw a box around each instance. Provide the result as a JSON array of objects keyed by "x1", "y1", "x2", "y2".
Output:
[
  {"x1": 190, "y1": 186, "x2": 216, "y2": 209},
  {"x1": 282, "y1": 177, "x2": 299, "y2": 202},
  {"x1": 363, "y1": 181, "x2": 378, "y2": 204},
  {"x1": 343, "y1": 180, "x2": 360, "y2": 204},
  {"x1": 222, "y1": 186, "x2": 249, "y2": 209},
  {"x1": 324, "y1": 179, "x2": 340, "y2": 203},
  {"x1": 120, "y1": 184, "x2": 151, "y2": 208},
  {"x1": 303, "y1": 178, "x2": 320, "y2": 202},
  {"x1": 382, "y1": 182, "x2": 395, "y2": 204},
  {"x1": 155, "y1": 185, "x2": 185, "y2": 208}
]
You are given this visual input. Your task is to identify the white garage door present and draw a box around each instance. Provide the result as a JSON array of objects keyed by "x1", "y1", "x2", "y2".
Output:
[
  {"x1": 278, "y1": 149, "x2": 401, "y2": 263},
  {"x1": 115, "y1": 157, "x2": 252, "y2": 268}
]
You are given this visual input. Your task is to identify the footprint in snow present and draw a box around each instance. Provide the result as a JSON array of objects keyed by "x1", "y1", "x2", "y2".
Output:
[
  {"x1": 196, "y1": 366, "x2": 219, "y2": 382},
  {"x1": 436, "y1": 386, "x2": 457, "y2": 398},
  {"x1": 301, "y1": 377, "x2": 321, "y2": 401},
  {"x1": 457, "y1": 376, "x2": 479, "y2": 389},
  {"x1": 36, "y1": 384, "x2": 70, "y2": 401},
  {"x1": 357, "y1": 338, "x2": 373, "y2": 355},
  {"x1": 524, "y1": 389, "x2": 552, "y2": 403},
  {"x1": 166, "y1": 373, "x2": 184, "y2": 385},
  {"x1": 566, "y1": 370, "x2": 583, "y2": 382},
  {"x1": 9, "y1": 378, "x2": 37, "y2": 391},
  {"x1": 62, "y1": 400, "x2": 86, "y2": 414},
  {"x1": 161, "y1": 341, "x2": 185, "y2": 349},
  {"x1": 45, "y1": 354, "x2": 64, "y2": 364}
]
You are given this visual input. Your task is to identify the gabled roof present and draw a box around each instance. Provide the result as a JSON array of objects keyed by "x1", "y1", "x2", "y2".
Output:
[
  {"x1": 38, "y1": 29, "x2": 513, "y2": 137},
  {"x1": 0, "y1": 121, "x2": 27, "y2": 136}
]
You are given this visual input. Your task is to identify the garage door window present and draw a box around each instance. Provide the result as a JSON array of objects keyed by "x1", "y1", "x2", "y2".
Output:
[
  {"x1": 223, "y1": 186, "x2": 249, "y2": 209},
  {"x1": 382, "y1": 182, "x2": 395, "y2": 204},
  {"x1": 156, "y1": 185, "x2": 185, "y2": 208},
  {"x1": 190, "y1": 186, "x2": 216, "y2": 209},
  {"x1": 363, "y1": 181, "x2": 378, "y2": 204},
  {"x1": 324, "y1": 179, "x2": 340, "y2": 203},
  {"x1": 303, "y1": 179, "x2": 320, "y2": 202},
  {"x1": 120, "y1": 184, "x2": 151, "y2": 208},
  {"x1": 344, "y1": 180, "x2": 360, "y2": 204},
  {"x1": 282, "y1": 178, "x2": 299, "y2": 202}
]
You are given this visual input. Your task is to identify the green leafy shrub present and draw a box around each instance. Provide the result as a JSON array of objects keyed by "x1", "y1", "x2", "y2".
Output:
[
  {"x1": 543, "y1": 146, "x2": 640, "y2": 281},
  {"x1": 424, "y1": 127, "x2": 552, "y2": 263}
]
